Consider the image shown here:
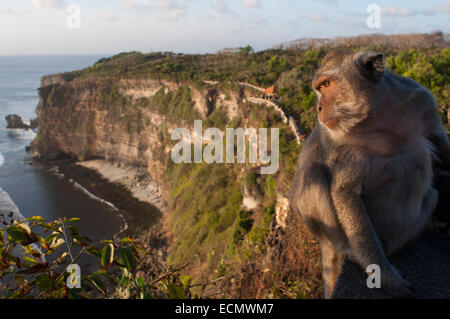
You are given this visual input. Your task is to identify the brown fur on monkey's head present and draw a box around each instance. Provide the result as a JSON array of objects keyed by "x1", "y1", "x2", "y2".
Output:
[{"x1": 313, "y1": 50, "x2": 385, "y2": 132}]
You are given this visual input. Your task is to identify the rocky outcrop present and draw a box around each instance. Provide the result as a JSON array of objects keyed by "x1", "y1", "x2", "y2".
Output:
[
  {"x1": 332, "y1": 231, "x2": 450, "y2": 299},
  {"x1": 5, "y1": 114, "x2": 30, "y2": 129},
  {"x1": 31, "y1": 73, "x2": 249, "y2": 208}
]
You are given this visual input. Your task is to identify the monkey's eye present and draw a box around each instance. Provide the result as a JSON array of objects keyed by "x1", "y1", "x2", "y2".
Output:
[
  {"x1": 316, "y1": 80, "x2": 331, "y2": 91},
  {"x1": 320, "y1": 80, "x2": 330, "y2": 89}
]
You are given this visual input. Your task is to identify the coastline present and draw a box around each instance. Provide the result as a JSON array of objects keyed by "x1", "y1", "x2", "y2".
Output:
[
  {"x1": 55, "y1": 158, "x2": 169, "y2": 278},
  {"x1": 55, "y1": 159, "x2": 163, "y2": 235},
  {"x1": 77, "y1": 159, "x2": 167, "y2": 213}
]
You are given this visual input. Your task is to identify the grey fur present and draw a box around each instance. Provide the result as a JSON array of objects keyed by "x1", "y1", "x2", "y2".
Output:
[{"x1": 289, "y1": 50, "x2": 450, "y2": 298}]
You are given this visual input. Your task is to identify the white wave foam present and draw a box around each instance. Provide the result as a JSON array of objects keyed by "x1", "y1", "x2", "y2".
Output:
[
  {"x1": 0, "y1": 188, "x2": 25, "y2": 221},
  {"x1": 7, "y1": 128, "x2": 36, "y2": 141},
  {"x1": 0, "y1": 188, "x2": 46, "y2": 263},
  {"x1": 70, "y1": 180, "x2": 128, "y2": 238}
]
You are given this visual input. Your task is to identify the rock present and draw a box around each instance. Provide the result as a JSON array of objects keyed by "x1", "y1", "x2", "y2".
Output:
[
  {"x1": 5, "y1": 114, "x2": 30, "y2": 129},
  {"x1": 275, "y1": 195, "x2": 290, "y2": 229},
  {"x1": 30, "y1": 118, "x2": 39, "y2": 129},
  {"x1": 332, "y1": 232, "x2": 450, "y2": 299}
]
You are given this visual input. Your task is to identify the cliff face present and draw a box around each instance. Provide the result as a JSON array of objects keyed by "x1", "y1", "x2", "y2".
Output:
[{"x1": 32, "y1": 76, "x2": 239, "y2": 184}]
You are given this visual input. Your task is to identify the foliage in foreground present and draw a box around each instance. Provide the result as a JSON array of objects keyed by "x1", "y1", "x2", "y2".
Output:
[{"x1": 0, "y1": 213, "x2": 214, "y2": 299}]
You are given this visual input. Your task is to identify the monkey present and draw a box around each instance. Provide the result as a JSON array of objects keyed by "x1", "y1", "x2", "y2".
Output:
[{"x1": 288, "y1": 50, "x2": 450, "y2": 298}]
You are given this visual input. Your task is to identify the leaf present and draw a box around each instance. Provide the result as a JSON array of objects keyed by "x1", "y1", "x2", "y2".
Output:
[
  {"x1": 55, "y1": 252, "x2": 69, "y2": 264},
  {"x1": 136, "y1": 277, "x2": 145, "y2": 288},
  {"x1": 67, "y1": 217, "x2": 81, "y2": 223},
  {"x1": 88, "y1": 276, "x2": 106, "y2": 295},
  {"x1": 26, "y1": 216, "x2": 45, "y2": 222},
  {"x1": 6, "y1": 223, "x2": 36, "y2": 245},
  {"x1": 119, "y1": 237, "x2": 134, "y2": 244},
  {"x1": 0, "y1": 229, "x2": 3, "y2": 242},
  {"x1": 167, "y1": 284, "x2": 186, "y2": 299},
  {"x1": 67, "y1": 225, "x2": 80, "y2": 237},
  {"x1": 35, "y1": 274, "x2": 52, "y2": 292},
  {"x1": 45, "y1": 232, "x2": 60, "y2": 245},
  {"x1": 5, "y1": 253, "x2": 20, "y2": 268},
  {"x1": 50, "y1": 238, "x2": 65, "y2": 249},
  {"x1": 68, "y1": 226, "x2": 91, "y2": 245},
  {"x1": 17, "y1": 262, "x2": 49, "y2": 275},
  {"x1": 181, "y1": 275, "x2": 192, "y2": 288},
  {"x1": 120, "y1": 247, "x2": 135, "y2": 271},
  {"x1": 22, "y1": 256, "x2": 38, "y2": 265},
  {"x1": 101, "y1": 243, "x2": 114, "y2": 270},
  {"x1": 85, "y1": 246, "x2": 101, "y2": 258},
  {"x1": 37, "y1": 222, "x2": 60, "y2": 233},
  {"x1": 94, "y1": 269, "x2": 109, "y2": 280},
  {"x1": 72, "y1": 237, "x2": 90, "y2": 247},
  {"x1": 33, "y1": 233, "x2": 48, "y2": 251}
]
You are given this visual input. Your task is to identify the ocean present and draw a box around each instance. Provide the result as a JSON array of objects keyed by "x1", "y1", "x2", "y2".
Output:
[{"x1": 0, "y1": 56, "x2": 124, "y2": 268}]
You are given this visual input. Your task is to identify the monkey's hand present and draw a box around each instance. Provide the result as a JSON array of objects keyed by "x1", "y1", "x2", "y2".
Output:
[{"x1": 381, "y1": 263, "x2": 416, "y2": 299}]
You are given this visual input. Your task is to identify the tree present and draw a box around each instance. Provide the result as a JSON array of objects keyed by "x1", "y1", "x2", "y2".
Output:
[{"x1": 239, "y1": 45, "x2": 254, "y2": 55}]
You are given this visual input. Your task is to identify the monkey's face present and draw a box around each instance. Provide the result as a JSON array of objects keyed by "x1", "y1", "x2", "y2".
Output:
[
  {"x1": 313, "y1": 51, "x2": 385, "y2": 133},
  {"x1": 313, "y1": 75, "x2": 342, "y2": 130}
]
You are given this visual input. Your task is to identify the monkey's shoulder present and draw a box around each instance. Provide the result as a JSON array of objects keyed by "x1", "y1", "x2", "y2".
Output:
[{"x1": 383, "y1": 72, "x2": 437, "y2": 111}]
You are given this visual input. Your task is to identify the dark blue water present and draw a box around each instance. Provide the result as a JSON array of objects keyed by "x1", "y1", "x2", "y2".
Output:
[{"x1": 0, "y1": 56, "x2": 123, "y2": 246}]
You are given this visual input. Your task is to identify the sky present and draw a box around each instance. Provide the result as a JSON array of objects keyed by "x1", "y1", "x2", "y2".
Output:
[{"x1": 0, "y1": 0, "x2": 449, "y2": 55}]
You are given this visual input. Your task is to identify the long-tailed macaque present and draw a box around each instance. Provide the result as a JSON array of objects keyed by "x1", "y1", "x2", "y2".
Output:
[{"x1": 289, "y1": 50, "x2": 450, "y2": 298}]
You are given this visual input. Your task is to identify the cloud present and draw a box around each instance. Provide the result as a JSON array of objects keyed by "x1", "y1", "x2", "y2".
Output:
[
  {"x1": 307, "y1": 14, "x2": 328, "y2": 22},
  {"x1": 210, "y1": 0, "x2": 269, "y2": 32},
  {"x1": 315, "y1": 0, "x2": 338, "y2": 5},
  {"x1": 381, "y1": 5, "x2": 418, "y2": 17},
  {"x1": 123, "y1": 0, "x2": 187, "y2": 21},
  {"x1": 100, "y1": 11, "x2": 119, "y2": 22},
  {"x1": 30, "y1": 0, "x2": 65, "y2": 9},
  {"x1": 231, "y1": 15, "x2": 268, "y2": 29},
  {"x1": 241, "y1": 0, "x2": 261, "y2": 9},
  {"x1": 423, "y1": 2, "x2": 450, "y2": 16},
  {"x1": 211, "y1": 0, "x2": 234, "y2": 15},
  {"x1": 0, "y1": 5, "x2": 31, "y2": 15},
  {"x1": 0, "y1": 6, "x2": 15, "y2": 14},
  {"x1": 165, "y1": 7, "x2": 185, "y2": 20}
]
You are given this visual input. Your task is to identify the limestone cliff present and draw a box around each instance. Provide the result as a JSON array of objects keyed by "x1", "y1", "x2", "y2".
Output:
[{"x1": 32, "y1": 75, "x2": 240, "y2": 185}]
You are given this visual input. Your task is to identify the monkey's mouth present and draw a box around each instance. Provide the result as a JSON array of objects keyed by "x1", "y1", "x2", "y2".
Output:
[{"x1": 321, "y1": 117, "x2": 339, "y2": 128}]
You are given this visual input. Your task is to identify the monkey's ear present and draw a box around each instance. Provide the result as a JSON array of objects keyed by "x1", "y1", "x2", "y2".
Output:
[{"x1": 361, "y1": 53, "x2": 384, "y2": 82}]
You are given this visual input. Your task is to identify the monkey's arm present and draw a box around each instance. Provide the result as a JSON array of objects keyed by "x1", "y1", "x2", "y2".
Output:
[
  {"x1": 331, "y1": 182, "x2": 390, "y2": 269},
  {"x1": 330, "y1": 168, "x2": 415, "y2": 296}
]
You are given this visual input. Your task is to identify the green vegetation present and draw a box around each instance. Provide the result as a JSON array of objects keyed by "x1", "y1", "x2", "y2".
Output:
[
  {"x1": 0, "y1": 214, "x2": 156, "y2": 298},
  {"x1": 145, "y1": 87, "x2": 200, "y2": 123},
  {"x1": 0, "y1": 213, "x2": 229, "y2": 299}
]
